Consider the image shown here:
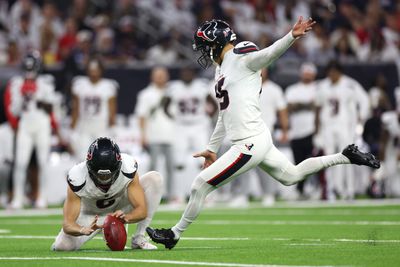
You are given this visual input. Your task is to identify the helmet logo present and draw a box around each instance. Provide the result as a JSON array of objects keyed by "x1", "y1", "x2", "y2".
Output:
[
  {"x1": 116, "y1": 153, "x2": 121, "y2": 161},
  {"x1": 86, "y1": 151, "x2": 93, "y2": 160},
  {"x1": 197, "y1": 21, "x2": 217, "y2": 42}
]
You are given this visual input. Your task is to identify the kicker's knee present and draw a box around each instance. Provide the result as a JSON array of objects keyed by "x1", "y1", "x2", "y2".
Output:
[
  {"x1": 279, "y1": 167, "x2": 303, "y2": 186},
  {"x1": 142, "y1": 171, "x2": 163, "y2": 188}
]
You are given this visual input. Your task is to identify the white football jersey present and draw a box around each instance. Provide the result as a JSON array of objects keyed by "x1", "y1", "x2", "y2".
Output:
[
  {"x1": 316, "y1": 75, "x2": 369, "y2": 130},
  {"x1": 72, "y1": 76, "x2": 118, "y2": 129},
  {"x1": 66, "y1": 153, "x2": 137, "y2": 215},
  {"x1": 135, "y1": 84, "x2": 174, "y2": 144},
  {"x1": 167, "y1": 79, "x2": 210, "y2": 124},
  {"x1": 9, "y1": 75, "x2": 55, "y2": 123},
  {"x1": 207, "y1": 32, "x2": 296, "y2": 152},
  {"x1": 213, "y1": 43, "x2": 266, "y2": 142},
  {"x1": 259, "y1": 80, "x2": 286, "y2": 131},
  {"x1": 285, "y1": 82, "x2": 317, "y2": 139}
]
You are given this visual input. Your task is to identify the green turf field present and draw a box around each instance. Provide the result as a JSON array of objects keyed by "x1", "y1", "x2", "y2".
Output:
[{"x1": 0, "y1": 201, "x2": 399, "y2": 267}]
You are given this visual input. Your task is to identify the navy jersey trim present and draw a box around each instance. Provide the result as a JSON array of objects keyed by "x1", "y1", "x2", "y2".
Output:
[
  {"x1": 207, "y1": 153, "x2": 252, "y2": 186},
  {"x1": 66, "y1": 176, "x2": 86, "y2": 192},
  {"x1": 122, "y1": 171, "x2": 136, "y2": 179},
  {"x1": 233, "y1": 45, "x2": 259, "y2": 54}
]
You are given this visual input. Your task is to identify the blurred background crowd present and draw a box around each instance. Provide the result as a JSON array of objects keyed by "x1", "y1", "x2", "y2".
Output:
[
  {"x1": 0, "y1": 0, "x2": 399, "y2": 209},
  {"x1": 0, "y1": 0, "x2": 398, "y2": 68}
]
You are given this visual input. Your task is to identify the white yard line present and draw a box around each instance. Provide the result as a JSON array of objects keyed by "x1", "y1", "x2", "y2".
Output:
[
  {"x1": 181, "y1": 237, "x2": 249, "y2": 241},
  {"x1": 0, "y1": 229, "x2": 10, "y2": 233},
  {"x1": 0, "y1": 219, "x2": 397, "y2": 226},
  {"x1": 0, "y1": 235, "x2": 399, "y2": 244},
  {"x1": 333, "y1": 239, "x2": 400, "y2": 243},
  {"x1": 0, "y1": 199, "x2": 399, "y2": 217},
  {"x1": 1, "y1": 219, "x2": 400, "y2": 226},
  {"x1": 286, "y1": 243, "x2": 334, "y2": 246},
  {"x1": 201, "y1": 210, "x2": 400, "y2": 216},
  {"x1": 0, "y1": 256, "x2": 343, "y2": 267}
]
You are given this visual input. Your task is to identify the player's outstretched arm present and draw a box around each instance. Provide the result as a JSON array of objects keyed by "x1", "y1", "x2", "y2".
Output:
[
  {"x1": 62, "y1": 187, "x2": 101, "y2": 236},
  {"x1": 245, "y1": 16, "x2": 316, "y2": 72},
  {"x1": 123, "y1": 172, "x2": 148, "y2": 223}
]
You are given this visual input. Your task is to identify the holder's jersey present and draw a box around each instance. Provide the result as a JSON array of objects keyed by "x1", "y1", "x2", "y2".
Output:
[
  {"x1": 167, "y1": 79, "x2": 210, "y2": 124},
  {"x1": 66, "y1": 153, "x2": 137, "y2": 214},
  {"x1": 214, "y1": 42, "x2": 267, "y2": 142},
  {"x1": 72, "y1": 76, "x2": 118, "y2": 128}
]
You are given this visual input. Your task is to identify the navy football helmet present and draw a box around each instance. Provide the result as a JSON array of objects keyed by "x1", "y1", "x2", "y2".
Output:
[
  {"x1": 86, "y1": 137, "x2": 122, "y2": 191},
  {"x1": 193, "y1": 19, "x2": 236, "y2": 69},
  {"x1": 22, "y1": 51, "x2": 42, "y2": 78}
]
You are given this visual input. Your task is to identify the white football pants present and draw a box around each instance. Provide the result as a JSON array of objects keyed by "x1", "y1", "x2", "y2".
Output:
[{"x1": 172, "y1": 130, "x2": 350, "y2": 237}]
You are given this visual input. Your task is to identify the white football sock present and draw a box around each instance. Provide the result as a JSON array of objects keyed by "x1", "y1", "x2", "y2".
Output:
[
  {"x1": 172, "y1": 176, "x2": 214, "y2": 239},
  {"x1": 135, "y1": 171, "x2": 163, "y2": 237}
]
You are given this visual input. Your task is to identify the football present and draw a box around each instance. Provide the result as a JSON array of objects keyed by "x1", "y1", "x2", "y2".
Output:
[{"x1": 103, "y1": 214, "x2": 127, "y2": 251}]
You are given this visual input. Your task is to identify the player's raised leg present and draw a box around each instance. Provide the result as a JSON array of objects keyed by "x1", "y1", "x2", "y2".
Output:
[
  {"x1": 132, "y1": 171, "x2": 163, "y2": 250},
  {"x1": 259, "y1": 144, "x2": 379, "y2": 187}
]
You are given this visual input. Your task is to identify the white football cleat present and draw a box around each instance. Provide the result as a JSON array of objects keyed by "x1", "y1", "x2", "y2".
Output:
[{"x1": 131, "y1": 235, "x2": 158, "y2": 250}]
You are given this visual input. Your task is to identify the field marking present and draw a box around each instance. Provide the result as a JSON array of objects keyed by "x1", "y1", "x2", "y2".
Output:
[
  {"x1": 1, "y1": 199, "x2": 399, "y2": 217},
  {"x1": 0, "y1": 256, "x2": 343, "y2": 267},
  {"x1": 0, "y1": 229, "x2": 10, "y2": 233},
  {"x1": 0, "y1": 235, "x2": 399, "y2": 244},
  {"x1": 0, "y1": 235, "x2": 249, "y2": 241},
  {"x1": 287, "y1": 243, "x2": 334, "y2": 246},
  {"x1": 333, "y1": 239, "x2": 400, "y2": 243},
  {"x1": 201, "y1": 210, "x2": 400, "y2": 216},
  {"x1": 1, "y1": 219, "x2": 400, "y2": 226},
  {"x1": 181, "y1": 237, "x2": 249, "y2": 241}
]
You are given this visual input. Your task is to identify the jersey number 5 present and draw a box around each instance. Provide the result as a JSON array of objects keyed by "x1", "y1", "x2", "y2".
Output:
[{"x1": 215, "y1": 77, "x2": 229, "y2": 110}]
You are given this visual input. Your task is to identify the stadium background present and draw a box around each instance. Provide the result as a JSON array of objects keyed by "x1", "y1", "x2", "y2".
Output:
[
  {"x1": 0, "y1": 1, "x2": 399, "y2": 204},
  {"x1": 0, "y1": 1, "x2": 399, "y2": 267}
]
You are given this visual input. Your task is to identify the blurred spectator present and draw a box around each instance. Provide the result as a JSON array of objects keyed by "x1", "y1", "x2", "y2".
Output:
[
  {"x1": 302, "y1": 23, "x2": 334, "y2": 64},
  {"x1": 72, "y1": 30, "x2": 93, "y2": 68},
  {"x1": 330, "y1": 23, "x2": 360, "y2": 62},
  {"x1": 37, "y1": 2, "x2": 63, "y2": 67},
  {"x1": 10, "y1": 12, "x2": 40, "y2": 57},
  {"x1": 7, "y1": 40, "x2": 21, "y2": 66},
  {"x1": 115, "y1": 16, "x2": 143, "y2": 63},
  {"x1": 286, "y1": 63, "x2": 319, "y2": 198},
  {"x1": 58, "y1": 18, "x2": 78, "y2": 62},
  {"x1": 10, "y1": 0, "x2": 41, "y2": 33},
  {"x1": 163, "y1": 67, "x2": 217, "y2": 204},
  {"x1": 70, "y1": 58, "x2": 119, "y2": 161},
  {"x1": 135, "y1": 67, "x2": 175, "y2": 200},
  {"x1": 363, "y1": 74, "x2": 392, "y2": 158},
  {"x1": 315, "y1": 60, "x2": 370, "y2": 201},
  {"x1": 0, "y1": 0, "x2": 396, "y2": 67},
  {"x1": 146, "y1": 35, "x2": 178, "y2": 66}
]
